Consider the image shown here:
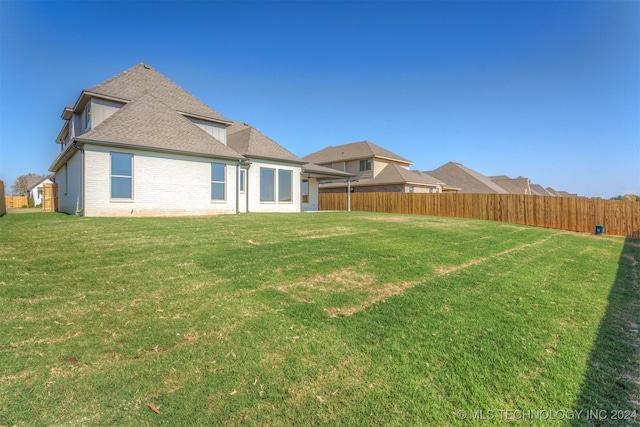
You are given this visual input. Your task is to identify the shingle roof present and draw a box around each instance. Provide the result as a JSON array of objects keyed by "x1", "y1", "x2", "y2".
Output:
[
  {"x1": 321, "y1": 163, "x2": 443, "y2": 189},
  {"x1": 427, "y1": 162, "x2": 508, "y2": 194},
  {"x1": 87, "y1": 63, "x2": 230, "y2": 123},
  {"x1": 79, "y1": 93, "x2": 242, "y2": 159},
  {"x1": 373, "y1": 164, "x2": 443, "y2": 186},
  {"x1": 530, "y1": 183, "x2": 553, "y2": 196},
  {"x1": 489, "y1": 176, "x2": 531, "y2": 195},
  {"x1": 302, "y1": 141, "x2": 412, "y2": 165},
  {"x1": 302, "y1": 163, "x2": 354, "y2": 179},
  {"x1": 227, "y1": 121, "x2": 303, "y2": 163}
]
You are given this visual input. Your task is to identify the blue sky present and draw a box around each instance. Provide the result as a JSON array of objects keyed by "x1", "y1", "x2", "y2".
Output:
[{"x1": 1, "y1": 0, "x2": 638, "y2": 198}]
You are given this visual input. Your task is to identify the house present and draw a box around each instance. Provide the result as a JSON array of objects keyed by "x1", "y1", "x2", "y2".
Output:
[
  {"x1": 426, "y1": 162, "x2": 508, "y2": 194},
  {"x1": 49, "y1": 63, "x2": 351, "y2": 216},
  {"x1": 302, "y1": 141, "x2": 453, "y2": 193},
  {"x1": 26, "y1": 175, "x2": 54, "y2": 207}
]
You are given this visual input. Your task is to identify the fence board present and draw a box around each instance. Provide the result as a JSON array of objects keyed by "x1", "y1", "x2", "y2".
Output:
[
  {"x1": 319, "y1": 193, "x2": 640, "y2": 238},
  {"x1": 5, "y1": 196, "x2": 29, "y2": 208}
]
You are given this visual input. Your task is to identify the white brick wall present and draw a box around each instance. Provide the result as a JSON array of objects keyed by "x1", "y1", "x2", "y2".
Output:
[{"x1": 83, "y1": 145, "x2": 238, "y2": 217}]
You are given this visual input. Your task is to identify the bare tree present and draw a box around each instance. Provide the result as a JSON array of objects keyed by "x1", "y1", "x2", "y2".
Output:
[{"x1": 10, "y1": 173, "x2": 48, "y2": 196}]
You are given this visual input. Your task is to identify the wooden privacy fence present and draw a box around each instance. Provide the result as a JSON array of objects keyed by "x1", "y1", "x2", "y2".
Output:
[
  {"x1": 4, "y1": 196, "x2": 29, "y2": 208},
  {"x1": 42, "y1": 183, "x2": 58, "y2": 212},
  {"x1": 319, "y1": 193, "x2": 640, "y2": 238},
  {"x1": 0, "y1": 180, "x2": 5, "y2": 216}
]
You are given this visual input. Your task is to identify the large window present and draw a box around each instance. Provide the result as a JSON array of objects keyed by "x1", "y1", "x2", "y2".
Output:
[
  {"x1": 111, "y1": 153, "x2": 133, "y2": 199},
  {"x1": 359, "y1": 159, "x2": 372, "y2": 171},
  {"x1": 260, "y1": 168, "x2": 275, "y2": 202},
  {"x1": 211, "y1": 163, "x2": 226, "y2": 201},
  {"x1": 278, "y1": 169, "x2": 292, "y2": 202}
]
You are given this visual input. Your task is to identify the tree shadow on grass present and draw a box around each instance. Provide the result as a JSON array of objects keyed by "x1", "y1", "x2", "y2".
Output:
[{"x1": 572, "y1": 238, "x2": 640, "y2": 426}]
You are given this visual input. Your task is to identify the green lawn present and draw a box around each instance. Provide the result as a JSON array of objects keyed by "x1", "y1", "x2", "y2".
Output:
[{"x1": 0, "y1": 212, "x2": 638, "y2": 426}]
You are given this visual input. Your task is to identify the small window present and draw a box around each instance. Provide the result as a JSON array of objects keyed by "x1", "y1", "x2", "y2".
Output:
[
  {"x1": 359, "y1": 159, "x2": 372, "y2": 171},
  {"x1": 211, "y1": 163, "x2": 226, "y2": 201},
  {"x1": 111, "y1": 153, "x2": 133, "y2": 199},
  {"x1": 409, "y1": 186, "x2": 414, "y2": 193},
  {"x1": 84, "y1": 103, "x2": 91, "y2": 130},
  {"x1": 260, "y1": 168, "x2": 275, "y2": 202},
  {"x1": 239, "y1": 170, "x2": 246, "y2": 193},
  {"x1": 301, "y1": 180, "x2": 309, "y2": 203},
  {"x1": 278, "y1": 170, "x2": 292, "y2": 202}
]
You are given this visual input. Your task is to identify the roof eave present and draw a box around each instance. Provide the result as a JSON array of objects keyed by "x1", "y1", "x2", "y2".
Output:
[{"x1": 243, "y1": 154, "x2": 306, "y2": 165}]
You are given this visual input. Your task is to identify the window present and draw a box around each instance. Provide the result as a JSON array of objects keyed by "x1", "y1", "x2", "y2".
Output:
[
  {"x1": 239, "y1": 170, "x2": 246, "y2": 193},
  {"x1": 260, "y1": 168, "x2": 275, "y2": 202},
  {"x1": 84, "y1": 103, "x2": 91, "y2": 130},
  {"x1": 301, "y1": 180, "x2": 309, "y2": 203},
  {"x1": 211, "y1": 163, "x2": 226, "y2": 201},
  {"x1": 359, "y1": 159, "x2": 372, "y2": 171},
  {"x1": 409, "y1": 186, "x2": 414, "y2": 193},
  {"x1": 278, "y1": 169, "x2": 292, "y2": 202},
  {"x1": 111, "y1": 153, "x2": 133, "y2": 199}
]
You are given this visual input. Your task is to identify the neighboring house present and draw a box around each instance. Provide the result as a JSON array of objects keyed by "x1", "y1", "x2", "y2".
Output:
[
  {"x1": 303, "y1": 141, "x2": 452, "y2": 193},
  {"x1": 26, "y1": 175, "x2": 54, "y2": 206},
  {"x1": 489, "y1": 175, "x2": 532, "y2": 195},
  {"x1": 426, "y1": 162, "x2": 508, "y2": 194},
  {"x1": 49, "y1": 63, "x2": 350, "y2": 216}
]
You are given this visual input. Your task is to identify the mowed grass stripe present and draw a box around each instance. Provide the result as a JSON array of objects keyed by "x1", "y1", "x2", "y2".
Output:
[{"x1": 0, "y1": 212, "x2": 636, "y2": 426}]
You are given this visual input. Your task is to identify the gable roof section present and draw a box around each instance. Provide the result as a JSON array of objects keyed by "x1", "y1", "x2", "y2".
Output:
[
  {"x1": 374, "y1": 164, "x2": 443, "y2": 186},
  {"x1": 427, "y1": 162, "x2": 508, "y2": 194},
  {"x1": 86, "y1": 63, "x2": 230, "y2": 124},
  {"x1": 227, "y1": 121, "x2": 304, "y2": 164},
  {"x1": 303, "y1": 141, "x2": 412, "y2": 165},
  {"x1": 76, "y1": 93, "x2": 242, "y2": 160},
  {"x1": 26, "y1": 175, "x2": 52, "y2": 192},
  {"x1": 530, "y1": 183, "x2": 553, "y2": 196},
  {"x1": 489, "y1": 175, "x2": 531, "y2": 194}
]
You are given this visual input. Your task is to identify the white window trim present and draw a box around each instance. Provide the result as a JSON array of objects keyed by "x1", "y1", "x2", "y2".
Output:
[
  {"x1": 278, "y1": 169, "x2": 293, "y2": 204},
  {"x1": 110, "y1": 152, "x2": 134, "y2": 202},
  {"x1": 211, "y1": 163, "x2": 227, "y2": 203}
]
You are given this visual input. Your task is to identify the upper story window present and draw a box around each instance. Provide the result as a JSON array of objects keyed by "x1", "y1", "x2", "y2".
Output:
[
  {"x1": 84, "y1": 103, "x2": 91, "y2": 130},
  {"x1": 359, "y1": 159, "x2": 372, "y2": 171}
]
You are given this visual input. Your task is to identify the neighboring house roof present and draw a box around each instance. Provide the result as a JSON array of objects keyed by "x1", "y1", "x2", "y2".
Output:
[
  {"x1": 227, "y1": 122, "x2": 304, "y2": 164},
  {"x1": 557, "y1": 191, "x2": 578, "y2": 198},
  {"x1": 26, "y1": 175, "x2": 51, "y2": 192},
  {"x1": 302, "y1": 141, "x2": 412, "y2": 165},
  {"x1": 530, "y1": 183, "x2": 553, "y2": 196},
  {"x1": 86, "y1": 63, "x2": 230, "y2": 124},
  {"x1": 489, "y1": 175, "x2": 531, "y2": 194},
  {"x1": 374, "y1": 164, "x2": 443, "y2": 186},
  {"x1": 427, "y1": 162, "x2": 508, "y2": 194},
  {"x1": 546, "y1": 187, "x2": 561, "y2": 197},
  {"x1": 321, "y1": 163, "x2": 443, "y2": 189},
  {"x1": 302, "y1": 163, "x2": 354, "y2": 179}
]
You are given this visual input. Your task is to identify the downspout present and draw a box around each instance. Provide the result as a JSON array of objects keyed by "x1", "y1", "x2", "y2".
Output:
[
  {"x1": 72, "y1": 142, "x2": 85, "y2": 216},
  {"x1": 236, "y1": 161, "x2": 241, "y2": 214},
  {"x1": 244, "y1": 161, "x2": 251, "y2": 213}
]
